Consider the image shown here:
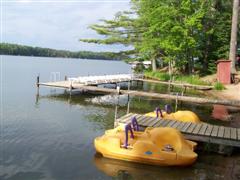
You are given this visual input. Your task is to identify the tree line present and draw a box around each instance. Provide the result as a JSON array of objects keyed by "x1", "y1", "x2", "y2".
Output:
[
  {"x1": 0, "y1": 43, "x2": 124, "y2": 60},
  {"x1": 80, "y1": 0, "x2": 240, "y2": 74}
]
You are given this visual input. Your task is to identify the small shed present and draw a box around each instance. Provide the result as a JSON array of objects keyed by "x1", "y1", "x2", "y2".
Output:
[{"x1": 216, "y1": 60, "x2": 231, "y2": 84}]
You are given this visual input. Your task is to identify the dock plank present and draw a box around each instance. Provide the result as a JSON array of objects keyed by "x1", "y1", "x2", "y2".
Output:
[
  {"x1": 175, "y1": 122, "x2": 185, "y2": 131},
  {"x1": 125, "y1": 114, "x2": 141, "y2": 124},
  {"x1": 161, "y1": 120, "x2": 171, "y2": 127},
  {"x1": 185, "y1": 123, "x2": 196, "y2": 133},
  {"x1": 181, "y1": 122, "x2": 192, "y2": 132},
  {"x1": 165, "y1": 120, "x2": 176, "y2": 127},
  {"x1": 172, "y1": 121, "x2": 181, "y2": 128},
  {"x1": 230, "y1": 128, "x2": 237, "y2": 140},
  {"x1": 198, "y1": 123, "x2": 208, "y2": 135},
  {"x1": 192, "y1": 123, "x2": 202, "y2": 134},
  {"x1": 167, "y1": 121, "x2": 178, "y2": 128},
  {"x1": 147, "y1": 117, "x2": 159, "y2": 127},
  {"x1": 217, "y1": 126, "x2": 225, "y2": 138},
  {"x1": 211, "y1": 126, "x2": 219, "y2": 137},
  {"x1": 154, "y1": 119, "x2": 166, "y2": 127},
  {"x1": 118, "y1": 113, "x2": 133, "y2": 123},
  {"x1": 224, "y1": 127, "x2": 231, "y2": 139},
  {"x1": 141, "y1": 117, "x2": 156, "y2": 126},
  {"x1": 205, "y1": 125, "x2": 213, "y2": 136},
  {"x1": 136, "y1": 115, "x2": 149, "y2": 124}
]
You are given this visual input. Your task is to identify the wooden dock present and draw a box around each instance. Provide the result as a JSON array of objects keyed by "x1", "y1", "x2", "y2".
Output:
[
  {"x1": 116, "y1": 113, "x2": 240, "y2": 148},
  {"x1": 38, "y1": 80, "x2": 240, "y2": 107}
]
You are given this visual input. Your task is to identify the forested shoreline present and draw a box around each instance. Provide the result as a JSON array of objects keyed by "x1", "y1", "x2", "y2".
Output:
[{"x1": 0, "y1": 43, "x2": 123, "y2": 60}]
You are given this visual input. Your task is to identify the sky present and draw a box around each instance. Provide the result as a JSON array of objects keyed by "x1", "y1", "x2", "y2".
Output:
[{"x1": 1, "y1": 0, "x2": 131, "y2": 52}]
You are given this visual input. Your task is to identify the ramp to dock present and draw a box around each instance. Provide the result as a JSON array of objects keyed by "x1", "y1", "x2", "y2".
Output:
[{"x1": 116, "y1": 113, "x2": 240, "y2": 148}]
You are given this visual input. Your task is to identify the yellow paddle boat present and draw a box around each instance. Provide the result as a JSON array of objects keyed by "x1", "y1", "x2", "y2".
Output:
[
  {"x1": 94, "y1": 124, "x2": 197, "y2": 166},
  {"x1": 145, "y1": 105, "x2": 201, "y2": 123}
]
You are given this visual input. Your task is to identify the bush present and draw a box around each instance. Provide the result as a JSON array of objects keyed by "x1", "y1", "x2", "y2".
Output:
[{"x1": 214, "y1": 82, "x2": 225, "y2": 90}]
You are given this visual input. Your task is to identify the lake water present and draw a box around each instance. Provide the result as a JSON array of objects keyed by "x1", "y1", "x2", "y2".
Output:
[{"x1": 1, "y1": 55, "x2": 240, "y2": 180}]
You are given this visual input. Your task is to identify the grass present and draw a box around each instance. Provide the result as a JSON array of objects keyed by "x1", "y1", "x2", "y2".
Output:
[
  {"x1": 173, "y1": 75, "x2": 210, "y2": 85},
  {"x1": 144, "y1": 71, "x2": 171, "y2": 81},
  {"x1": 213, "y1": 82, "x2": 225, "y2": 90},
  {"x1": 144, "y1": 71, "x2": 210, "y2": 86}
]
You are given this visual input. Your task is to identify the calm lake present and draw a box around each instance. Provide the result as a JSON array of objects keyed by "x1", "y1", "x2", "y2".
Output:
[{"x1": 1, "y1": 55, "x2": 240, "y2": 180}]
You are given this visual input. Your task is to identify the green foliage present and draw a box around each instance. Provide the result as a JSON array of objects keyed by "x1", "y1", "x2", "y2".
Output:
[
  {"x1": 214, "y1": 82, "x2": 225, "y2": 90},
  {"x1": 145, "y1": 71, "x2": 210, "y2": 85},
  {"x1": 134, "y1": 63, "x2": 145, "y2": 73},
  {"x1": 0, "y1": 43, "x2": 124, "y2": 60},
  {"x1": 80, "y1": 0, "x2": 236, "y2": 75},
  {"x1": 174, "y1": 75, "x2": 210, "y2": 85},
  {"x1": 144, "y1": 71, "x2": 171, "y2": 81}
]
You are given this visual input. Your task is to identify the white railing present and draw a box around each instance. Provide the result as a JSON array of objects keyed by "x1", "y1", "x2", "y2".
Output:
[{"x1": 67, "y1": 73, "x2": 141, "y2": 85}]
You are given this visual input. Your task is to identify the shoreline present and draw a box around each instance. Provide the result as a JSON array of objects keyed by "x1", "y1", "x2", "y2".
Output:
[
  {"x1": 0, "y1": 54, "x2": 121, "y2": 61},
  {"x1": 207, "y1": 84, "x2": 240, "y2": 101}
]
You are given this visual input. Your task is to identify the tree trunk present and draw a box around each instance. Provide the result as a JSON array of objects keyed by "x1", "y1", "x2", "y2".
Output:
[
  {"x1": 229, "y1": 0, "x2": 239, "y2": 73},
  {"x1": 152, "y1": 58, "x2": 157, "y2": 71}
]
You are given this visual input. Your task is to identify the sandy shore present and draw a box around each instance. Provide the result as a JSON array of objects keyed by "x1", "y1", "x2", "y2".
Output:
[{"x1": 209, "y1": 84, "x2": 240, "y2": 101}]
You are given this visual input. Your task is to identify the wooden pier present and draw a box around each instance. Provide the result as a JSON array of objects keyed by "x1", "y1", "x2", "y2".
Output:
[
  {"x1": 116, "y1": 113, "x2": 240, "y2": 148},
  {"x1": 38, "y1": 80, "x2": 240, "y2": 107}
]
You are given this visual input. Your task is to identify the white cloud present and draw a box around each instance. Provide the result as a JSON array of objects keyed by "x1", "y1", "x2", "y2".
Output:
[{"x1": 2, "y1": 1, "x2": 131, "y2": 51}]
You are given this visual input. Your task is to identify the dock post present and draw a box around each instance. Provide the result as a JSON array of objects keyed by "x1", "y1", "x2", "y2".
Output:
[
  {"x1": 127, "y1": 96, "x2": 130, "y2": 114},
  {"x1": 64, "y1": 75, "x2": 68, "y2": 81},
  {"x1": 116, "y1": 86, "x2": 120, "y2": 94},
  {"x1": 114, "y1": 95, "x2": 120, "y2": 127},
  {"x1": 175, "y1": 93, "x2": 179, "y2": 111},
  {"x1": 69, "y1": 81, "x2": 72, "y2": 95},
  {"x1": 36, "y1": 75, "x2": 40, "y2": 88},
  {"x1": 114, "y1": 106, "x2": 118, "y2": 128}
]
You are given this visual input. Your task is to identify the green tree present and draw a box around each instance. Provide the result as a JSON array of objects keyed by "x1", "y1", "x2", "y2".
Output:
[{"x1": 80, "y1": 0, "x2": 237, "y2": 74}]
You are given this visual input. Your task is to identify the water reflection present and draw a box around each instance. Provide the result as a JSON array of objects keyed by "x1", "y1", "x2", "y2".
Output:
[
  {"x1": 36, "y1": 90, "x2": 238, "y2": 127},
  {"x1": 93, "y1": 153, "x2": 240, "y2": 180},
  {"x1": 212, "y1": 105, "x2": 231, "y2": 121}
]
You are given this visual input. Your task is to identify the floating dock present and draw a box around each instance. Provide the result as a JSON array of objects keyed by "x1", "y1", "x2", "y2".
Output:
[{"x1": 116, "y1": 113, "x2": 240, "y2": 148}]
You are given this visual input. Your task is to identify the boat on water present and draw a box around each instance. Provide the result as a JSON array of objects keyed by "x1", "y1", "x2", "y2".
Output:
[
  {"x1": 94, "y1": 123, "x2": 198, "y2": 166},
  {"x1": 145, "y1": 105, "x2": 201, "y2": 123}
]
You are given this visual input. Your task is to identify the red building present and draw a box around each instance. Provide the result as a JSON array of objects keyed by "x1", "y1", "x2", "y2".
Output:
[{"x1": 216, "y1": 60, "x2": 231, "y2": 84}]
